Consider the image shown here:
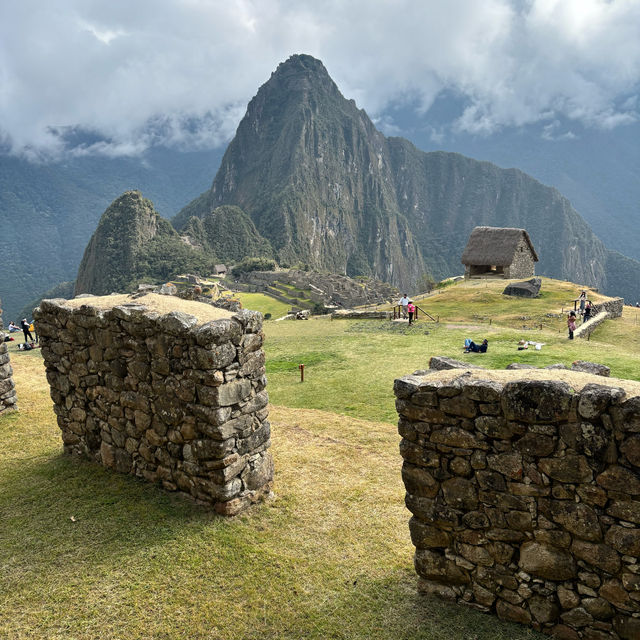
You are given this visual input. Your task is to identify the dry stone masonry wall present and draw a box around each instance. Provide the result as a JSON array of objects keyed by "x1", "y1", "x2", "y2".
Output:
[
  {"x1": 34, "y1": 299, "x2": 273, "y2": 515},
  {"x1": 504, "y1": 237, "x2": 536, "y2": 279},
  {"x1": 576, "y1": 298, "x2": 625, "y2": 341},
  {"x1": 0, "y1": 298, "x2": 17, "y2": 415},
  {"x1": 394, "y1": 370, "x2": 640, "y2": 639}
]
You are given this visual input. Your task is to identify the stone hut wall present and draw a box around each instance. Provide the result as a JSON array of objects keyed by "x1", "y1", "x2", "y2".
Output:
[
  {"x1": 394, "y1": 370, "x2": 640, "y2": 639},
  {"x1": 34, "y1": 299, "x2": 273, "y2": 515},
  {"x1": 0, "y1": 297, "x2": 17, "y2": 415},
  {"x1": 504, "y1": 238, "x2": 536, "y2": 279}
]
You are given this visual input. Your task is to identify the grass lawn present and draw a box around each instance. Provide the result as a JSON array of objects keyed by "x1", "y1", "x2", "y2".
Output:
[
  {"x1": 264, "y1": 280, "x2": 640, "y2": 423},
  {"x1": 234, "y1": 292, "x2": 292, "y2": 319},
  {"x1": 0, "y1": 351, "x2": 538, "y2": 639},
  {"x1": 2, "y1": 276, "x2": 636, "y2": 639}
]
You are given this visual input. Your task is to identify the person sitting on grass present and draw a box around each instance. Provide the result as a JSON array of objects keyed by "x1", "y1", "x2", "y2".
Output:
[
  {"x1": 464, "y1": 338, "x2": 488, "y2": 353},
  {"x1": 8, "y1": 322, "x2": 19, "y2": 332}
]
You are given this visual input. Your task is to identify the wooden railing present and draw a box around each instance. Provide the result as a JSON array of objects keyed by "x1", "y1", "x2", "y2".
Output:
[{"x1": 392, "y1": 305, "x2": 437, "y2": 322}]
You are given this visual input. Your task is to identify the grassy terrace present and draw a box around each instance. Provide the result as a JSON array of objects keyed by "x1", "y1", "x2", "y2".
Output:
[{"x1": 2, "y1": 277, "x2": 637, "y2": 639}]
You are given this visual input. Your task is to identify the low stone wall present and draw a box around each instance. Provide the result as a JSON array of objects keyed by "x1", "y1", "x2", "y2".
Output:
[
  {"x1": 330, "y1": 310, "x2": 391, "y2": 320},
  {"x1": 593, "y1": 298, "x2": 624, "y2": 319},
  {"x1": 394, "y1": 369, "x2": 640, "y2": 639},
  {"x1": 34, "y1": 298, "x2": 273, "y2": 515},
  {"x1": 574, "y1": 297, "x2": 624, "y2": 340},
  {"x1": 575, "y1": 311, "x2": 608, "y2": 340},
  {"x1": 0, "y1": 298, "x2": 17, "y2": 415}
]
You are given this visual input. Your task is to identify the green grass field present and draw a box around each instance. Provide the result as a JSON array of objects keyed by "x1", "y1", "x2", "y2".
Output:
[
  {"x1": 235, "y1": 292, "x2": 292, "y2": 319},
  {"x1": 2, "y1": 277, "x2": 637, "y2": 639}
]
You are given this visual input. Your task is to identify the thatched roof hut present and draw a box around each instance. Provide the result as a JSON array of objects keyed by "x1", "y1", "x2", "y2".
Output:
[{"x1": 461, "y1": 227, "x2": 538, "y2": 279}]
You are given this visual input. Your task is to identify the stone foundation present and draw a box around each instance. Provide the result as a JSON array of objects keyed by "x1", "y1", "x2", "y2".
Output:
[
  {"x1": 34, "y1": 297, "x2": 273, "y2": 515},
  {"x1": 0, "y1": 298, "x2": 17, "y2": 415},
  {"x1": 395, "y1": 369, "x2": 640, "y2": 639}
]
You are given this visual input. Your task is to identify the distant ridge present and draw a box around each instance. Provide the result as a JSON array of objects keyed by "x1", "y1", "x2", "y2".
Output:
[{"x1": 172, "y1": 54, "x2": 640, "y2": 301}]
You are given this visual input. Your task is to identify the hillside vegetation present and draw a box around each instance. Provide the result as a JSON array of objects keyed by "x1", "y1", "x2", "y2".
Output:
[{"x1": 2, "y1": 276, "x2": 637, "y2": 639}]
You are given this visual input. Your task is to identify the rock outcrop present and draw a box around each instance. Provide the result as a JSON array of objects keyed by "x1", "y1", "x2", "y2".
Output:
[{"x1": 503, "y1": 277, "x2": 541, "y2": 298}]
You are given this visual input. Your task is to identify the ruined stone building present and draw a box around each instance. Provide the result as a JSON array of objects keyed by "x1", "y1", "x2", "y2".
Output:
[{"x1": 461, "y1": 227, "x2": 538, "y2": 279}]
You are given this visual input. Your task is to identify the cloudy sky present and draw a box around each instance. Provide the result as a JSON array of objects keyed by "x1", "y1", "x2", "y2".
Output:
[{"x1": 1, "y1": 0, "x2": 639, "y2": 157}]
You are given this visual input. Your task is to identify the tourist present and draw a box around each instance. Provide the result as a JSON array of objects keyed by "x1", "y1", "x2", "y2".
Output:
[
  {"x1": 583, "y1": 301, "x2": 593, "y2": 323},
  {"x1": 578, "y1": 291, "x2": 586, "y2": 316},
  {"x1": 464, "y1": 339, "x2": 488, "y2": 353},
  {"x1": 567, "y1": 311, "x2": 577, "y2": 340},
  {"x1": 399, "y1": 293, "x2": 410, "y2": 319},
  {"x1": 407, "y1": 300, "x2": 415, "y2": 324},
  {"x1": 21, "y1": 318, "x2": 34, "y2": 343},
  {"x1": 7, "y1": 322, "x2": 19, "y2": 332}
]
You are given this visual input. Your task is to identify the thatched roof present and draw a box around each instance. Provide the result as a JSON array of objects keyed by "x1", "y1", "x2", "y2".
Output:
[{"x1": 461, "y1": 227, "x2": 538, "y2": 266}]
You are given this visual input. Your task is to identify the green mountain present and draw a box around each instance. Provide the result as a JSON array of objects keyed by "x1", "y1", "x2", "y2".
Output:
[
  {"x1": 75, "y1": 191, "x2": 215, "y2": 295},
  {"x1": 182, "y1": 205, "x2": 274, "y2": 263},
  {"x1": 173, "y1": 54, "x2": 640, "y2": 301},
  {"x1": 0, "y1": 147, "x2": 221, "y2": 322}
]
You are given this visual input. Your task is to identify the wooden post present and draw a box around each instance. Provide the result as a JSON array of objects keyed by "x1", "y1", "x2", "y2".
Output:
[{"x1": 299, "y1": 364, "x2": 305, "y2": 382}]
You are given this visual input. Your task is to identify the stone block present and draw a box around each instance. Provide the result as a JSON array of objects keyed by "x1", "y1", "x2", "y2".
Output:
[
  {"x1": 519, "y1": 542, "x2": 577, "y2": 580},
  {"x1": 503, "y1": 380, "x2": 573, "y2": 423}
]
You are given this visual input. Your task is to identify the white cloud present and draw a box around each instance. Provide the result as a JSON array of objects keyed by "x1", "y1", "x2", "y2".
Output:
[{"x1": 0, "y1": 0, "x2": 638, "y2": 156}]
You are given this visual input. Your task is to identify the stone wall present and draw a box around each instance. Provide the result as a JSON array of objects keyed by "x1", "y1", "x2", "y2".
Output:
[
  {"x1": 505, "y1": 238, "x2": 536, "y2": 279},
  {"x1": 394, "y1": 370, "x2": 640, "y2": 639},
  {"x1": 594, "y1": 298, "x2": 624, "y2": 319},
  {"x1": 34, "y1": 299, "x2": 273, "y2": 515},
  {"x1": 575, "y1": 298, "x2": 624, "y2": 340},
  {"x1": 0, "y1": 297, "x2": 17, "y2": 415},
  {"x1": 575, "y1": 312, "x2": 609, "y2": 340}
]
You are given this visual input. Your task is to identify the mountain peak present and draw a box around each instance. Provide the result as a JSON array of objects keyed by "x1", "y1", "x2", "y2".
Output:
[
  {"x1": 258, "y1": 53, "x2": 338, "y2": 103},
  {"x1": 271, "y1": 54, "x2": 330, "y2": 80}
]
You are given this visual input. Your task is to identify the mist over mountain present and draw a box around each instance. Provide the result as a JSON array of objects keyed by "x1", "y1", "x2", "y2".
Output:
[
  {"x1": 3, "y1": 53, "x2": 640, "y2": 321},
  {"x1": 172, "y1": 54, "x2": 639, "y2": 300},
  {"x1": 0, "y1": 147, "x2": 221, "y2": 321}
]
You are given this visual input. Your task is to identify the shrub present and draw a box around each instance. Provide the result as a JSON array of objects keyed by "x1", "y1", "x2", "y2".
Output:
[{"x1": 231, "y1": 257, "x2": 276, "y2": 277}]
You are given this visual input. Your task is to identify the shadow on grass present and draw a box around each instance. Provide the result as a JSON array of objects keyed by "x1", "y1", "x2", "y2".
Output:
[
  {"x1": 230, "y1": 569, "x2": 543, "y2": 640},
  {"x1": 0, "y1": 451, "x2": 245, "y2": 575}
]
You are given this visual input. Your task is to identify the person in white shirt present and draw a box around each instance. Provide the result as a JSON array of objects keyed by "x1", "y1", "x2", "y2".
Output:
[{"x1": 399, "y1": 294, "x2": 410, "y2": 319}]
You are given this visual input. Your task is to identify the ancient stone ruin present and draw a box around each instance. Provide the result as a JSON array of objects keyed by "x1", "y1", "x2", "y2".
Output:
[
  {"x1": 34, "y1": 294, "x2": 273, "y2": 515},
  {"x1": 0, "y1": 297, "x2": 17, "y2": 415},
  {"x1": 395, "y1": 368, "x2": 640, "y2": 639}
]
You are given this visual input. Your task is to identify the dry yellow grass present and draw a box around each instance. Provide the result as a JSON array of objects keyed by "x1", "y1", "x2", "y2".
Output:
[
  {"x1": 416, "y1": 366, "x2": 640, "y2": 397},
  {"x1": 0, "y1": 348, "x2": 537, "y2": 639},
  {"x1": 61, "y1": 292, "x2": 234, "y2": 324}
]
